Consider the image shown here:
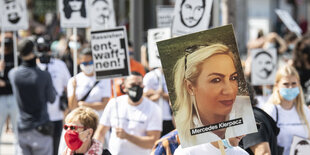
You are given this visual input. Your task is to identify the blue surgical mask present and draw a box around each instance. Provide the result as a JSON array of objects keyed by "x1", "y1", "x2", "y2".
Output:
[
  {"x1": 279, "y1": 87, "x2": 300, "y2": 101},
  {"x1": 222, "y1": 139, "x2": 233, "y2": 149},
  {"x1": 69, "y1": 41, "x2": 81, "y2": 50}
]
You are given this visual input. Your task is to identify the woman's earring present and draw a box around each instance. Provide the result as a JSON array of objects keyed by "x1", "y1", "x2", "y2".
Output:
[{"x1": 191, "y1": 95, "x2": 202, "y2": 125}]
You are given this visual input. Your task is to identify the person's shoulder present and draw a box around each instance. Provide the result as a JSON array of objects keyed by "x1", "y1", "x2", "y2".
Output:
[
  {"x1": 229, "y1": 146, "x2": 249, "y2": 155},
  {"x1": 51, "y1": 58, "x2": 67, "y2": 67}
]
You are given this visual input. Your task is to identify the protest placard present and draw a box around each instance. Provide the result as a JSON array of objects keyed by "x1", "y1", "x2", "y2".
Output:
[
  {"x1": 172, "y1": 0, "x2": 213, "y2": 36},
  {"x1": 157, "y1": 24, "x2": 257, "y2": 148},
  {"x1": 90, "y1": 0, "x2": 116, "y2": 30},
  {"x1": 59, "y1": 0, "x2": 90, "y2": 28},
  {"x1": 290, "y1": 136, "x2": 310, "y2": 155},
  {"x1": 0, "y1": 0, "x2": 29, "y2": 31},
  {"x1": 156, "y1": 5, "x2": 174, "y2": 28},
  {"x1": 147, "y1": 28, "x2": 171, "y2": 69},
  {"x1": 91, "y1": 27, "x2": 130, "y2": 80},
  {"x1": 251, "y1": 48, "x2": 277, "y2": 86},
  {"x1": 275, "y1": 9, "x2": 302, "y2": 37}
]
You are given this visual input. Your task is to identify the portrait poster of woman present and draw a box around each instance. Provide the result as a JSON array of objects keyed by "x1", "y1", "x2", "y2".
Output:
[
  {"x1": 157, "y1": 25, "x2": 257, "y2": 148},
  {"x1": 59, "y1": 0, "x2": 90, "y2": 28}
]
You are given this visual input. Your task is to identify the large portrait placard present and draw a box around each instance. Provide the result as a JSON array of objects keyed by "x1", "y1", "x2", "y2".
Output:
[{"x1": 157, "y1": 25, "x2": 257, "y2": 148}]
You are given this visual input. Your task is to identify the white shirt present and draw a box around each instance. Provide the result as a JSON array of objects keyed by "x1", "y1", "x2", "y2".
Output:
[
  {"x1": 263, "y1": 103, "x2": 310, "y2": 155},
  {"x1": 100, "y1": 95, "x2": 162, "y2": 155},
  {"x1": 174, "y1": 143, "x2": 249, "y2": 155},
  {"x1": 37, "y1": 58, "x2": 71, "y2": 121},
  {"x1": 179, "y1": 96, "x2": 257, "y2": 148},
  {"x1": 67, "y1": 72, "x2": 111, "y2": 116},
  {"x1": 143, "y1": 68, "x2": 172, "y2": 120}
]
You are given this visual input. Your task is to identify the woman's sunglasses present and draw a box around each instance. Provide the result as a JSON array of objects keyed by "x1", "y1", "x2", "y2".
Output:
[{"x1": 63, "y1": 124, "x2": 86, "y2": 130}]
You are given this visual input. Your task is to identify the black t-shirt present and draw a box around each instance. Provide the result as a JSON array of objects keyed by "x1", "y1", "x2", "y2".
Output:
[{"x1": 241, "y1": 107, "x2": 280, "y2": 155}]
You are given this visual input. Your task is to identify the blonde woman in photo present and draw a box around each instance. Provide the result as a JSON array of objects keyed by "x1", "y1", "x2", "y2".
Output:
[{"x1": 173, "y1": 44, "x2": 255, "y2": 147}]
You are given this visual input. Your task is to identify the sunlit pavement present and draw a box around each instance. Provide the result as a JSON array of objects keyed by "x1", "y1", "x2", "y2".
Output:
[{"x1": 0, "y1": 127, "x2": 14, "y2": 155}]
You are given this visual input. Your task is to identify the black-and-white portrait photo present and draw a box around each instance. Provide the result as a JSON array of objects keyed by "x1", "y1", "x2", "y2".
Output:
[
  {"x1": 4, "y1": 0, "x2": 22, "y2": 24},
  {"x1": 0, "y1": 0, "x2": 28, "y2": 30},
  {"x1": 59, "y1": 0, "x2": 89, "y2": 28},
  {"x1": 251, "y1": 48, "x2": 277, "y2": 86},
  {"x1": 90, "y1": 0, "x2": 116, "y2": 30},
  {"x1": 63, "y1": 0, "x2": 86, "y2": 19},
  {"x1": 290, "y1": 136, "x2": 310, "y2": 155},
  {"x1": 172, "y1": 0, "x2": 213, "y2": 36},
  {"x1": 180, "y1": 0, "x2": 205, "y2": 28}
]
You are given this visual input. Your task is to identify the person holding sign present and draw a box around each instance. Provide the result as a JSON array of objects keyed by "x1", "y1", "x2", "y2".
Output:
[
  {"x1": 94, "y1": 72, "x2": 162, "y2": 155},
  {"x1": 67, "y1": 48, "x2": 111, "y2": 116},
  {"x1": 173, "y1": 43, "x2": 254, "y2": 147},
  {"x1": 263, "y1": 65, "x2": 310, "y2": 155}
]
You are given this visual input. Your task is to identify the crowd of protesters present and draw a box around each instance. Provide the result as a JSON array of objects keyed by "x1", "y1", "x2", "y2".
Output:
[{"x1": 1, "y1": 23, "x2": 310, "y2": 155}]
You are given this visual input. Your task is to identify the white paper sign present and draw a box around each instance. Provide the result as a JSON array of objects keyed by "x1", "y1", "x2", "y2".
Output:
[
  {"x1": 59, "y1": 0, "x2": 90, "y2": 28},
  {"x1": 91, "y1": 27, "x2": 130, "y2": 80},
  {"x1": 251, "y1": 48, "x2": 277, "y2": 86},
  {"x1": 148, "y1": 28, "x2": 171, "y2": 69},
  {"x1": 172, "y1": 0, "x2": 213, "y2": 36},
  {"x1": 156, "y1": 5, "x2": 174, "y2": 28},
  {"x1": 0, "y1": 0, "x2": 29, "y2": 31},
  {"x1": 275, "y1": 9, "x2": 302, "y2": 37},
  {"x1": 90, "y1": 0, "x2": 116, "y2": 30},
  {"x1": 290, "y1": 136, "x2": 310, "y2": 155}
]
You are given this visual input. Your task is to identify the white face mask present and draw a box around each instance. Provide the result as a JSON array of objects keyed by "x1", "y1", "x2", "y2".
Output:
[
  {"x1": 80, "y1": 64, "x2": 94, "y2": 75},
  {"x1": 69, "y1": 41, "x2": 81, "y2": 50}
]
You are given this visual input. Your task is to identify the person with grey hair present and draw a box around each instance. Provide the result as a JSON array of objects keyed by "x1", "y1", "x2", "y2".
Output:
[{"x1": 9, "y1": 38, "x2": 56, "y2": 155}]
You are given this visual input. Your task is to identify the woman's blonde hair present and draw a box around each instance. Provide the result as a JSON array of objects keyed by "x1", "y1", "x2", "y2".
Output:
[
  {"x1": 65, "y1": 107, "x2": 99, "y2": 136},
  {"x1": 173, "y1": 44, "x2": 236, "y2": 143},
  {"x1": 268, "y1": 65, "x2": 310, "y2": 137}
]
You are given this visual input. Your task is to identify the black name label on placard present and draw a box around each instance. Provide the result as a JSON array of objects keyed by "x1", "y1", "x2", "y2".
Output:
[{"x1": 190, "y1": 118, "x2": 243, "y2": 135}]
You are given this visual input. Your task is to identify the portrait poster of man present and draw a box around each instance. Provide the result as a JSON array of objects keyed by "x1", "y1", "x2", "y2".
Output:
[
  {"x1": 90, "y1": 0, "x2": 116, "y2": 31},
  {"x1": 157, "y1": 24, "x2": 257, "y2": 148},
  {"x1": 275, "y1": 9, "x2": 302, "y2": 37},
  {"x1": 156, "y1": 5, "x2": 174, "y2": 28},
  {"x1": 172, "y1": 0, "x2": 213, "y2": 36},
  {"x1": 0, "y1": 0, "x2": 29, "y2": 31},
  {"x1": 59, "y1": 0, "x2": 90, "y2": 28},
  {"x1": 289, "y1": 136, "x2": 310, "y2": 155},
  {"x1": 251, "y1": 48, "x2": 277, "y2": 86},
  {"x1": 90, "y1": 26, "x2": 130, "y2": 80},
  {"x1": 147, "y1": 28, "x2": 171, "y2": 69}
]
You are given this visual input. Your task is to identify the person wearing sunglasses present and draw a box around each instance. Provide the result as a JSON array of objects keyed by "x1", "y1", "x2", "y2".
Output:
[{"x1": 62, "y1": 106, "x2": 110, "y2": 155}]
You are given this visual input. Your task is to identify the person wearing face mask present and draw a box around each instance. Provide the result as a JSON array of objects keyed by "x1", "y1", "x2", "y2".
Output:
[
  {"x1": 263, "y1": 65, "x2": 310, "y2": 155},
  {"x1": 8, "y1": 38, "x2": 56, "y2": 155},
  {"x1": 62, "y1": 106, "x2": 111, "y2": 155},
  {"x1": 67, "y1": 47, "x2": 111, "y2": 116},
  {"x1": 94, "y1": 72, "x2": 162, "y2": 155}
]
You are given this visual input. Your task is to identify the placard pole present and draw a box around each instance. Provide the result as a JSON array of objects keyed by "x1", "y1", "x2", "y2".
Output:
[
  {"x1": 73, "y1": 27, "x2": 78, "y2": 76},
  {"x1": 113, "y1": 79, "x2": 119, "y2": 127},
  {"x1": 13, "y1": 31, "x2": 17, "y2": 68}
]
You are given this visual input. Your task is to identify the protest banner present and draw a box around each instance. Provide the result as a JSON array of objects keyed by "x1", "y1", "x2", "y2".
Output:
[
  {"x1": 91, "y1": 26, "x2": 130, "y2": 80},
  {"x1": 156, "y1": 5, "x2": 174, "y2": 28},
  {"x1": 172, "y1": 0, "x2": 213, "y2": 36},
  {"x1": 147, "y1": 28, "x2": 171, "y2": 69},
  {"x1": 0, "y1": 0, "x2": 29, "y2": 31},
  {"x1": 289, "y1": 136, "x2": 310, "y2": 155},
  {"x1": 90, "y1": 0, "x2": 116, "y2": 30},
  {"x1": 59, "y1": 0, "x2": 90, "y2": 28},
  {"x1": 251, "y1": 48, "x2": 277, "y2": 86},
  {"x1": 275, "y1": 9, "x2": 302, "y2": 37},
  {"x1": 157, "y1": 24, "x2": 257, "y2": 148}
]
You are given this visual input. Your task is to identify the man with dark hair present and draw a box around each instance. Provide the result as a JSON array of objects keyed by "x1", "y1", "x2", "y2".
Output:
[
  {"x1": 253, "y1": 51, "x2": 275, "y2": 79},
  {"x1": 9, "y1": 38, "x2": 56, "y2": 155},
  {"x1": 180, "y1": 0, "x2": 205, "y2": 28},
  {"x1": 4, "y1": 0, "x2": 22, "y2": 24},
  {"x1": 94, "y1": 72, "x2": 162, "y2": 155}
]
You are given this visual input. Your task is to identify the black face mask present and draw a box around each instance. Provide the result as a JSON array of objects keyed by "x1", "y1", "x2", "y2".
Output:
[
  {"x1": 39, "y1": 54, "x2": 51, "y2": 64},
  {"x1": 127, "y1": 85, "x2": 143, "y2": 102}
]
